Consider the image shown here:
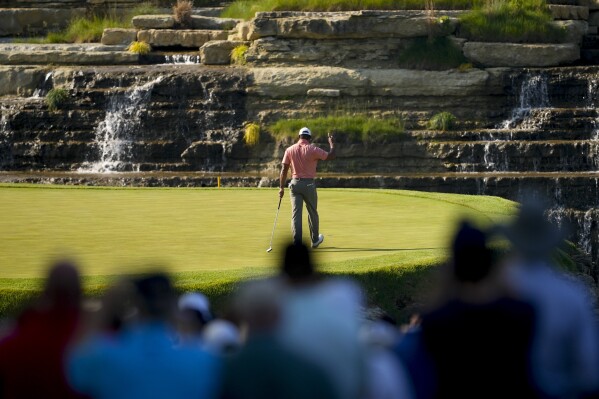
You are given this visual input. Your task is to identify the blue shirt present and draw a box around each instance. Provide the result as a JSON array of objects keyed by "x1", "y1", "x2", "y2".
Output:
[{"x1": 68, "y1": 322, "x2": 221, "y2": 399}]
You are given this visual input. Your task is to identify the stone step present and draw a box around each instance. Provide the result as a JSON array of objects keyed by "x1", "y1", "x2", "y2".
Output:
[
  {"x1": 0, "y1": 50, "x2": 139, "y2": 66},
  {"x1": 583, "y1": 34, "x2": 599, "y2": 47},
  {"x1": 411, "y1": 128, "x2": 597, "y2": 141}
]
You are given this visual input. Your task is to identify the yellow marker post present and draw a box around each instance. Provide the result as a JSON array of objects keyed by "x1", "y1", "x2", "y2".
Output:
[{"x1": 217, "y1": 176, "x2": 221, "y2": 188}]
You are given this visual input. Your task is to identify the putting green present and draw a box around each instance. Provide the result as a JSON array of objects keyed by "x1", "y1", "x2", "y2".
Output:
[{"x1": 0, "y1": 185, "x2": 515, "y2": 279}]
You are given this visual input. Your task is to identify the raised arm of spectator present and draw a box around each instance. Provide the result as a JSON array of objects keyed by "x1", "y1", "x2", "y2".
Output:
[{"x1": 327, "y1": 133, "x2": 336, "y2": 160}]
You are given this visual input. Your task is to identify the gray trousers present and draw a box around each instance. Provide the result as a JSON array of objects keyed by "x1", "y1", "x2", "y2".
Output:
[{"x1": 289, "y1": 178, "x2": 319, "y2": 244}]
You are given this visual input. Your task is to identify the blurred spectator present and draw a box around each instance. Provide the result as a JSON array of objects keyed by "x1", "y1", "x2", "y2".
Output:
[
  {"x1": 202, "y1": 319, "x2": 241, "y2": 355},
  {"x1": 0, "y1": 260, "x2": 85, "y2": 399},
  {"x1": 220, "y1": 278, "x2": 338, "y2": 399},
  {"x1": 277, "y1": 243, "x2": 367, "y2": 399},
  {"x1": 500, "y1": 197, "x2": 599, "y2": 398},
  {"x1": 396, "y1": 221, "x2": 540, "y2": 399},
  {"x1": 177, "y1": 292, "x2": 213, "y2": 346},
  {"x1": 67, "y1": 273, "x2": 221, "y2": 399},
  {"x1": 360, "y1": 318, "x2": 415, "y2": 399}
]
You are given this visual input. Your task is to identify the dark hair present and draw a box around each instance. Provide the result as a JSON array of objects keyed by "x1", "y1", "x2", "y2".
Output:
[
  {"x1": 133, "y1": 273, "x2": 175, "y2": 319},
  {"x1": 300, "y1": 134, "x2": 311, "y2": 140},
  {"x1": 282, "y1": 242, "x2": 314, "y2": 279},
  {"x1": 452, "y1": 222, "x2": 493, "y2": 283}
]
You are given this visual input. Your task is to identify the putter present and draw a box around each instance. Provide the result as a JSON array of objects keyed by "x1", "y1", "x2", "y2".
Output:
[{"x1": 266, "y1": 197, "x2": 282, "y2": 253}]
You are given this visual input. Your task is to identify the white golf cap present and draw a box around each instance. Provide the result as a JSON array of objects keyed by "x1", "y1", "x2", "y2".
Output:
[
  {"x1": 178, "y1": 292, "x2": 211, "y2": 321},
  {"x1": 299, "y1": 127, "x2": 311, "y2": 136}
]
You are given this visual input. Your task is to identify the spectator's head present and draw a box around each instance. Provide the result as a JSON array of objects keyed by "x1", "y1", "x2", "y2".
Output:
[
  {"x1": 233, "y1": 279, "x2": 282, "y2": 335},
  {"x1": 202, "y1": 320, "x2": 241, "y2": 355},
  {"x1": 42, "y1": 260, "x2": 82, "y2": 310},
  {"x1": 133, "y1": 273, "x2": 175, "y2": 321},
  {"x1": 178, "y1": 292, "x2": 213, "y2": 327},
  {"x1": 451, "y1": 221, "x2": 493, "y2": 283},
  {"x1": 281, "y1": 242, "x2": 314, "y2": 281}
]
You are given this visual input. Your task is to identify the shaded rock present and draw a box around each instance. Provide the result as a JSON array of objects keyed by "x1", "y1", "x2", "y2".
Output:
[
  {"x1": 0, "y1": 51, "x2": 139, "y2": 66},
  {"x1": 552, "y1": 20, "x2": 588, "y2": 44},
  {"x1": 101, "y1": 28, "x2": 138, "y2": 45},
  {"x1": 0, "y1": 66, "x2": 46, "y2": 96},
  {"x1": 191, "y1": 15, "x2": 241, "y2": 30},
  {"x1": 137, "y1": 29, "x2": 228, "y2": 48},
  {"x1": 181, "y1": 141, "x2": 225, "y2": 165},
  {"x1": 549, "y1": 4, "x2": 590, "y2": 19},
  {"x1": 0, "y1": 8, "x2": 86, "y2": 36},
  {"x1": 132, "y1": 14, "x2": 175, "y2": 29},
  {"x1": 307, "y1": 88, "x2": 340, "y2": 97},
  {"x1": 463, "y1": 42, "x2": 579, "y2": 67}
]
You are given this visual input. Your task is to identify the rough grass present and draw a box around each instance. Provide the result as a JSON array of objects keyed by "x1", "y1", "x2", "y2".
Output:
[
  {"x1": 428, "y1": 111, "x2": 457, "y2": 131},
  {"x1": 0, "y1": 185, "x2": 517, "y2": 321},
  {"x1": 127, "y1": 41, "x2": 152, "y2": 54},
  {"x1": 222, "y1": 0, "x2": 484, "y2": 19},
  {"x1": 458, "y1": 0, "x2": 563, "y2": 43},
  {"x1": 45, "y1": 88, "x2": 69, "y2": 111},
  {"x1": 244, "y1": 123, "x2": 261, "y2": 146},
  {"x1": 231, "y1": 44, "x2": 249, "y2": 65},
  {"x1": 269, "y1": 115, "x2": 405, "y2": 142}
]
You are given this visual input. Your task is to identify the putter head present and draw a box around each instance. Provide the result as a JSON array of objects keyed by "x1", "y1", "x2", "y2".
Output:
[{"x1": 266, "y1": 247, "x2": 272, "y2": 253}]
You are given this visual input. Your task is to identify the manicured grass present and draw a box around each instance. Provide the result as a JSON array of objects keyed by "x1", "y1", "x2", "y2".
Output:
[{"x1": 0, "y1": 184, "x2": 516, "y2": 320}]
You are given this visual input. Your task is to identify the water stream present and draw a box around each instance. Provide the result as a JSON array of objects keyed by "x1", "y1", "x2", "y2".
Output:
[{"x1": 78, "y1": 76, "x2": 163, "y2": 173}]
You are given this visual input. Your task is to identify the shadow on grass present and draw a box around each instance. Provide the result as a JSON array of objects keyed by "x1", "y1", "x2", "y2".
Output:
[
  {"x1": 0, "y1": 264, "x2": 443, "y2": 326},
  {"x1": 318, "y1": 247, "x2": 441, "y2": 253}
]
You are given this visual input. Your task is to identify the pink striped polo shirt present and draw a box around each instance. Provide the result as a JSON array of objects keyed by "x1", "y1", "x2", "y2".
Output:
[{"x1": 282, "y1": 138, "x2": 329, "y2": 178}]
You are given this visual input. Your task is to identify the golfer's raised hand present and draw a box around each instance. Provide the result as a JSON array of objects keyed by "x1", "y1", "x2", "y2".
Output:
[{"x1": 328, "y1": 132, "x2": 334, "y2": 146}]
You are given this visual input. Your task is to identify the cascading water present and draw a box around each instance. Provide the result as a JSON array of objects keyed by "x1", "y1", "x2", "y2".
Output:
[
  {"x1": 79, "y1": 76, "x2": 163, "y2": 173},
  {"x1": 0, "y1": 106, "x2": 12, "y2": 168},
  {"x1": 163, "y1": 55, "x2": 201, "y2": 64},
  {"x1": 31, "y1": 72, "x2": 53, "y2": 98},
  {"x1": 500, "y1": 73, "x2": 550, "y2": 130}
]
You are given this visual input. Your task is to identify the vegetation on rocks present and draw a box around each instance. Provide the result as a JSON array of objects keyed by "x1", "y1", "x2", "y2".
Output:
[
  {"x1": 269, "y1": 115, "x2": 405, "y2": 142},
  {"x1": 173, "y1": 0, "x2": 194, "y2": 27},
  {"x1": 231, "y1": 44, "x2": 249, "y2": 65},
  {"x1": 45, "y1": 88, "x2": 68, "y2": 111},
  {"x1": 127, "y1": 41, "x2": 152, "y2": 54},
  {"x1": 458, "y1": 0, "x2": 563, "y2": 43},
  {"x1": 428, "y1": 111, "x2": 457, "y2": 131},
  {"x1": 40, "y1": 2, "x2": 161, "y2": 43},
  {"x1": 244, "y1": 123, "x2": 261, "y2": 146}
]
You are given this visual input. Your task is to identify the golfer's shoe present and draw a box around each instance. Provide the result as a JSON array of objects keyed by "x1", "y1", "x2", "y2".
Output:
[{"x1": 312, "y1": 234, "x2": 325, "y2": 248}]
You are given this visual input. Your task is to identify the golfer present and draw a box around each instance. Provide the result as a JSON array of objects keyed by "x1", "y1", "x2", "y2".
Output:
[{"x1": 279, "y1": 127, "x2": 336, "y2": 248}]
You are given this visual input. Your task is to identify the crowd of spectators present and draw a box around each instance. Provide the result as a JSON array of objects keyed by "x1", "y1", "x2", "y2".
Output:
[{"x1": 1, "y1": 195, "x2": 599, "y2": 399}]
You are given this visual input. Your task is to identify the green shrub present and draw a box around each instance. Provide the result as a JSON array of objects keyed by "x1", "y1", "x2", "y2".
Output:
[
  {"x1": 44, "y1": 15, "x2": 122, "y2": 43},
  {"x1": 459, "y1": 0, "x2": 563, "y2": 43},
  {"x1": 45, "y1": 88, "x2": 69, "y2": 111},
  {"x1": 173, "y1": 0, "x2": 194, "y2": 27},
  {"x1": 269, "y1": 115, "x2": 404, "y2": 142},
  {"x1": 244, "y1": 123, "x2": 261, "y2": 146},
  {"x1": 222, "y1": 0, "x2": 484, "y2": 19},
  {"x1": 399, "y1": 36, "x2": 468, "y2": 70},
  {"x1": 428, "y1": 111, "x2": 456, "y2": 131},
  {"x1": 231, "y1": 44, "x2": 249, "y2": 65},
  {"x1": 127, "y1": 41, "x2": 152, "y2": 54}
]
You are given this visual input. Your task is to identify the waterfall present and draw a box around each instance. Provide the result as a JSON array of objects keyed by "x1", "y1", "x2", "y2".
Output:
[
  {"x1": 79, "y1": 77, "x2": 163, "y2": 173},
  {"x1": 500, "y1": 74, "x2": 550, "y2": 129},
  {"x1": 31, "y1": 72, "x2": 53, "y2": 98},
  {"x1": 163, "y1": 55, "x2": 201, "y2": 64},
  {"x1": 0, "y1": 106, "x2": 14, "y2": 169},
  {"x1": 580, "y1": 209, "x2": 594, "y2": 254}
]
